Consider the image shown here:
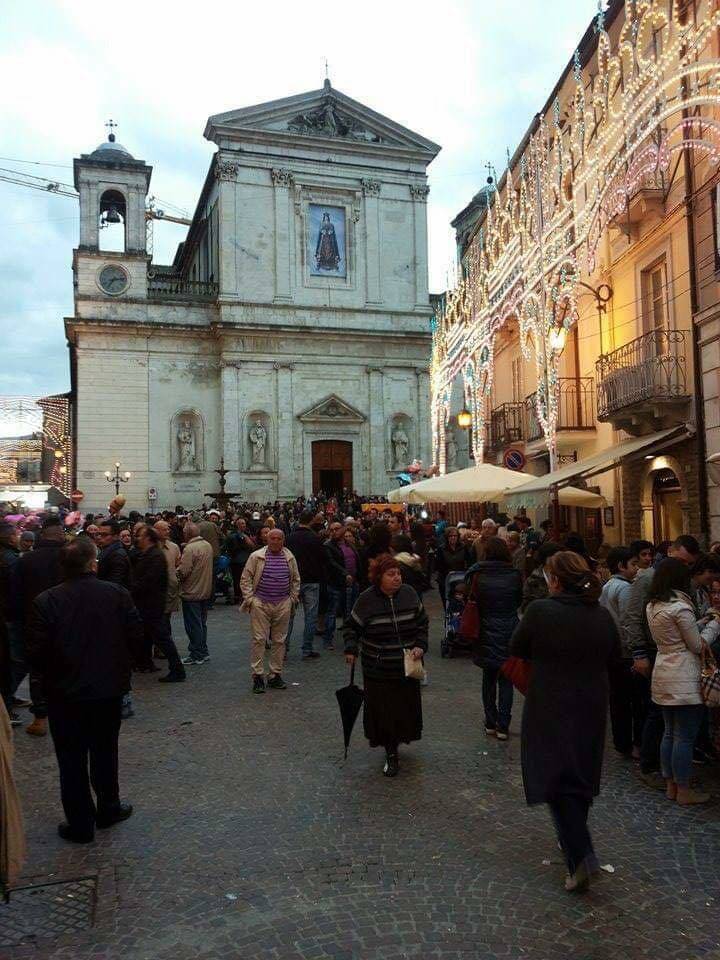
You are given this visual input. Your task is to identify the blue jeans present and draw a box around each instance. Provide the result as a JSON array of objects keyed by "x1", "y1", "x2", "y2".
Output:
[
  {"x1": 324, "y1": 586, "x2": 344, "y2": 649},
  {"x1": 345, "y1": 582, "x2": 360, "y2": 621},
  {"x1": 660, "y1": 703, "x2": 705, "y2": 786},
  {"x1": 182, "y1": 599, "x2": 209, "y2": 660},
  {"x1": 287, "y1": 583, "x2": 320, "y2": 655}
]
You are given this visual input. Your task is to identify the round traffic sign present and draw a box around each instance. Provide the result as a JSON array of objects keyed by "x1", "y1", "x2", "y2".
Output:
[{"x1": 503, "y1": 448, "x2": 526, "y2": 472}]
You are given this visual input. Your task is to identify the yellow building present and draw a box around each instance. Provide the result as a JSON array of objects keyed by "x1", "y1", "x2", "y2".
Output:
[{"x1": 433, "y1": 0, "x2": 720, "y2": 549}]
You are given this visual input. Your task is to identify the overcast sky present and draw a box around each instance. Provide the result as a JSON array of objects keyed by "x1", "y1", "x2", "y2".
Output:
[{"x1": 0, "y1": 0, "x2": 595, "y2": 418}]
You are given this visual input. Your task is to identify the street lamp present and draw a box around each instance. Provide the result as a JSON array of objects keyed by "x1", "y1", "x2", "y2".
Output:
[
  {"x1": 457, "y1": 408, "x2": 472, "y2": 429},
  {"x1": 104, "y1": 461, "x2": 131, "y2": 496}
]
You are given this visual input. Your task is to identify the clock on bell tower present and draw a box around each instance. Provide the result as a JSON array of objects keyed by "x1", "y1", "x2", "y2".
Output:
[{"x1": 72, "y1": 122, "x2": 153, "y2": 302}]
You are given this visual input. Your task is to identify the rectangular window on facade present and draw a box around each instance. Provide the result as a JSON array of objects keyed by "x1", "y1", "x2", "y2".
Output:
[{"x1": 641, "y1": 258, "x2": 668, "y2": 333}]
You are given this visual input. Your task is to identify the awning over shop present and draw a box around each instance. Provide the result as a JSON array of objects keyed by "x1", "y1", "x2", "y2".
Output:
[
  {"x1": 387, "y1": 463, "x2": 605, "y2": 509},
  {"x1": 503, "y1": 425, "x2": 690, "y2": 510}
]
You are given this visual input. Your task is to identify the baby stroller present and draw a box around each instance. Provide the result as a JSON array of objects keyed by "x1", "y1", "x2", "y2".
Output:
[{"x1": 440, "y1": 570, "x2": 473, "y2": 658}]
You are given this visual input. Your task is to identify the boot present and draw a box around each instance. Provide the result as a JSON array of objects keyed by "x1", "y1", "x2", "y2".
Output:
[
  {"x1": 677, "y1": 786, "x2": 711, "y2": 805},
  {"x1": 26, "y1": 717, "x2": 48, "y2": 737},
  {"x1": 383, "y1": 747, "x2": 399, "y2": 778}
]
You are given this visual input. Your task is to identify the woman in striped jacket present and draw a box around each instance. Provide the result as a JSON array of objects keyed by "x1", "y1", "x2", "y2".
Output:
[{"x1": 344, "y1": 553, "x2": 428, "y2": 777}]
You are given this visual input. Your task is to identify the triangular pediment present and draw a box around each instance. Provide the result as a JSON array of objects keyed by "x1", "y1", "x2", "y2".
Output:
[
  {"x1": 297, "y1": 394, "x2": 366, "y2": 424},
  {"x1": 204, "y1": 82, "x2": 440, "y2": 160}
]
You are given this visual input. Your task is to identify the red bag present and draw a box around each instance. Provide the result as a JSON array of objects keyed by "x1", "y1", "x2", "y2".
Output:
[
  {"x1": 501, "y1": 656, "x2": 531, "y2": 695},
  {"x1": 458, "y1": 598, "x2": 480, "y2": 641}
]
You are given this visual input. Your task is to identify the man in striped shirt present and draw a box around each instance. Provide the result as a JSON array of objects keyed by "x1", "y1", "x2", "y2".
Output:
[{"x1": 240, "y1": 529, "x2": 300, "y2": 694}]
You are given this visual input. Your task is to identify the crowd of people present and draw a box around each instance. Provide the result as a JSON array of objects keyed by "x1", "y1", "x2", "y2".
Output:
[{"x1": 1, "y1": 490, "x2": 720, "y2": 896}]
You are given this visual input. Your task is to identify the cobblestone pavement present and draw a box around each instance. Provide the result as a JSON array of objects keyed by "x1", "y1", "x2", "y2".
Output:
[{"x1": 4, "y1": 594, "x2": 720, "y2": 960}]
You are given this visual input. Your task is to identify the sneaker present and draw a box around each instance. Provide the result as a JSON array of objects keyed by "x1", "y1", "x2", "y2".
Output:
[
  {"x1": 195, "y1": 656, "x2": 210, "y2": 665},
  {"x1": 181, "y1": 655, "x2": 208, "y2": 665},
  {"x1": 267, "y1": 674, "x2": 287, "y2": 690},
  {"x1": 252, "y1": 675, "x2": 266, "y2": 694},
  {"x1": 9, "y1": 711, "x2": 22, "y2": 727},
  {"x1": 11, "y1": 696, "x2": 31, "y2": 709},
  {"x1": 564, "y1": 860, "x2": 591, "y2": 893},
  {"x1": 302, "y1": 651, "x2": 321, "y2": 660},
  {"x1": 496, "y1": 730, "x2": 509, "y2": 741},
  {"x1": 484, "y1": 726, "x2": 496, "y2": 737},
  {"x1": 26, "y1": 717, "x2": 48, "y2": 737}
]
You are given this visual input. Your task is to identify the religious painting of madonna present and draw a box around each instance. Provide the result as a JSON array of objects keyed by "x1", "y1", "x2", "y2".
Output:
[{"x1": 308, "y1": 204, "x2": 346, "y2": 278}]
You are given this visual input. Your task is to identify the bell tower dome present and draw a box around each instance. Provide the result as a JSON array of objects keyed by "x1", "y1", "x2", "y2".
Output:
[{"x1": 72, "y1": 122, "x2": 152, "y2": 301}]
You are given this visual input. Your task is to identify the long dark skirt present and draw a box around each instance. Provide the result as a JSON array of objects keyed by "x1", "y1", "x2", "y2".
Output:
[{"x1": 363, "y1": 677, "x2": 422, "y2": 749}]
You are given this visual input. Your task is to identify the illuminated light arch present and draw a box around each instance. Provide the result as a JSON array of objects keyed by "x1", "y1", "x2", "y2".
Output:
[{"x1": 430, "y1": 0, "x2": 720, "y2": 469}]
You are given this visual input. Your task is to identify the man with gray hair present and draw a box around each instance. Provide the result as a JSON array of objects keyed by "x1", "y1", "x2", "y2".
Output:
[
  {"x1": 240, "y1": 529, "x2": 300, "y2": 693},
  {"x1": 474, "y1": 518, "x2": 499, "y2": 562},
  {"x1": 177, "y1": 522, "x2": 213, "y2": 665}
]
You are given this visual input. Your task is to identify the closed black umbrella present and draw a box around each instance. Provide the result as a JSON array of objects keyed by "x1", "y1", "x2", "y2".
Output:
[{"x1": 336, "y1": 663, "x2": 364, "y2": 759}]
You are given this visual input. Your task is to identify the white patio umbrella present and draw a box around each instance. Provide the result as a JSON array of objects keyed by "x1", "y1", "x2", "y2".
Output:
[{"x1": 387, "y1": 463, "x2": 604, "y2": 509}]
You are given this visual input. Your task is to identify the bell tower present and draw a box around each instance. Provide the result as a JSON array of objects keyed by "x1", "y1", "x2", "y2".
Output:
[{"x1": 72, "y1": 122, "x2": 152, "y2": 301}]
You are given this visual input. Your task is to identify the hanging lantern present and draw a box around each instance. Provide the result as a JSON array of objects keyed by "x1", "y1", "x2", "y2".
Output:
[{"x1": 457, "y1": 408, "x2": 472, "y2": 429}]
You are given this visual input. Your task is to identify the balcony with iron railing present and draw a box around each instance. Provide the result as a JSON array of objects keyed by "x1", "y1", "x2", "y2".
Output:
[
  {"x1": 488, "y1": 402, "x2": 524, "y2": 451},
  {"x1": 524, "y1": 377, "x2": 596, "y2": 444},
  {"x1": 147, "y1": 274, "x2": 219, "y2": 301},
  {"x1": 596, "y1": 329, "x2": 691, "y2": 434}
]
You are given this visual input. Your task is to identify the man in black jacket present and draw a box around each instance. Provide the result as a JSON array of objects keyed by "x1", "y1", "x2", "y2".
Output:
[
  {"x1": 323, "y1": 521, "x2": 351, "y2": 651},
  {"x1": 14, "y1": 516, "x2": 66, "y2": 736},
  {"x1": 131, "y1": 525, "x2": 185, "y2": 683},
  {"x1": 28, "y1": 537, "x2": 142, "y2": 843},
  {"x1": 97, "y1": 519, "x2": 131, "y2": 588},
  {"x1": 287, "y1": 511, "x2": 327, "y2": 659},
  {"x1": 225, "y1": 518, "x2": 255, "y2": 605}
]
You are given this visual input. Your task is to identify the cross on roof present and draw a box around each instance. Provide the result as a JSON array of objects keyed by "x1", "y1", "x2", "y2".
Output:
[{"x1": 105, "y1": 118, "x2": 117, "y2": 142}]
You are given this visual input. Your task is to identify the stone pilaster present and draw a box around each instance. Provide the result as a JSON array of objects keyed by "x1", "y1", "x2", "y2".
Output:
[
  {"x1": 216, "y1": 160, "x2": 239, "y2": 297},
  {"x1": 362, "y1": 179, "x2": 382, "y2": 305},
  {"x1": 367, "y1": 365, "x2": 385, "y2": 492},
  {"x1": 274, "y1": 362, "x2": 295, "y2": 496},
  {"x1": 409, "y1": 184, "x2": 430, "y2": 307},
  {"x1": 415, "y1": 368, "x2": 431, "y2": 465},
  {"x1": 271, "y1": 168, "x2": 295, "y2": 302},
  {"x1": 221, "y1": 361, "x2": 241, "y2": 474}
]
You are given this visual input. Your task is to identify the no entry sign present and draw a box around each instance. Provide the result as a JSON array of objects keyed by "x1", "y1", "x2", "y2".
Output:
[{"x1": 503, "y1": 448, "x2": 526, "y2": 472}]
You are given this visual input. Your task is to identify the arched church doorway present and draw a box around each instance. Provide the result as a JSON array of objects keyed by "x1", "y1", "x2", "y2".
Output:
[
  {"x1": 652, "y1": 467, "x2": 683, "y2": 543},
  {"x1": 311, "y1": 440, "x2": 353, "y2": 495}
]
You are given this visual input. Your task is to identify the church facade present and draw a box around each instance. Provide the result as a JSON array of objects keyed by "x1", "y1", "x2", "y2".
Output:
[{"x1": 66, "y1": 81, "x2": 440, "y2": 510}]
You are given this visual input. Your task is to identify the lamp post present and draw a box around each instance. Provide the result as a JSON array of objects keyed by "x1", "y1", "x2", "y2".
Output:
[{"x1": 104, "y1": 461, "x2": 131, "y2": 496}]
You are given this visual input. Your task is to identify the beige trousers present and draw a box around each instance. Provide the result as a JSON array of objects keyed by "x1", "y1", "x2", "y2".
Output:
[{"x1": 249, "y1": 597, "x2": 292, "y2": 676}]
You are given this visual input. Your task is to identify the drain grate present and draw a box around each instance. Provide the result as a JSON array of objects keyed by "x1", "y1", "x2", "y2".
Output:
[{"x1": 0, "y1": 876, "x2": 97, "y2": 946}]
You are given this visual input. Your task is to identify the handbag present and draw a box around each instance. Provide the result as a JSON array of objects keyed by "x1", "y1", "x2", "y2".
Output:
[
  {"x1": 458, "y1": 597, "x2": 480, "y2": 642},
  {"x1": 700, "y1": 644, "x2": 720, "y2": 708},
  {"x1": 404, "y1": 648, "x2": 426, "y2": 681},
  {"x1": 501, "y1": 655, "x2": 531, "y2": 695}
]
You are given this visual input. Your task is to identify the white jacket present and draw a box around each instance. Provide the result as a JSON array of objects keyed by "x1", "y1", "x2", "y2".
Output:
[{"x1": 647, "y1": 591, "x2": 720, "y2": 706}]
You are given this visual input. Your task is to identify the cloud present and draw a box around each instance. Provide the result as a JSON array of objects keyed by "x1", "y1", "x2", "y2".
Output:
[{"x1": 0, "y1": 0, "x2": 594, "y2": 396}]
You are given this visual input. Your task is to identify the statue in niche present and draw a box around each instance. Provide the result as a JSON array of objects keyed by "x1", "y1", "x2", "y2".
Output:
[
  {"x1": 446, "y1": 430, "x2": 458, "y2": 471},
  {"x1": 391, "y1": 425, "x2": 410, "y2": 470},
  {"x1": 176, "y1": 419, "x2": 198, "y2": 472},
  {"x1": 249, "y1": 420, "x2": 267, "y2": 467}
]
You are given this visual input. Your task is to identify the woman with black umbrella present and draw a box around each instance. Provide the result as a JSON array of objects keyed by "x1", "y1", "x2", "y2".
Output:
[
  {"x1": 344, "y1": 554, "x2": 428, "y2": 777},
  {"x1": 510, "y1": 550, "x2": 621, "y2": 894}
]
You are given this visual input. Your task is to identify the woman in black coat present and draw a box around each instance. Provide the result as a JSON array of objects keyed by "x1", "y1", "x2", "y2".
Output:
[
  {"x1": 344, "y1": 553, "x2": 428, "y2": 778},
  {"x1": 436, "y1": 526, "x2": 468, "y2": 608},
  {"x1": 468, "y1": 537, "x2": 522, "y2": 740},
  {"x1": 510, "y1": 550, "x2": 621, "y2": 894}
]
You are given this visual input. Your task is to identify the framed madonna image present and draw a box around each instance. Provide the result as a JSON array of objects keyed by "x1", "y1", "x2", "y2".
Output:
[{"x1": 308, "y1": 204, "x2": 346, "y2": 278}]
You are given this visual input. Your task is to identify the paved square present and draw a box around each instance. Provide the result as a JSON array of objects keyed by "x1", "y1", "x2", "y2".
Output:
[{"x1": 5, "y1": 595, "x2": 720, "y2": 959}]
